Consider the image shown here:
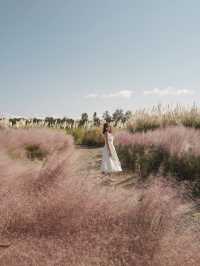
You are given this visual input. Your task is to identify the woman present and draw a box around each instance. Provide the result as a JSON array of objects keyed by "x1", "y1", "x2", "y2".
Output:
[{"x1": 100, "y1": 122, "x2": 122, "y2": 175}]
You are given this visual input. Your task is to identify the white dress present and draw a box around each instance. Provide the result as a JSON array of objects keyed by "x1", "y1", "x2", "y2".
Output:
[{"x1": 100, "y1": 132, "x2": 122, "y2": 173}]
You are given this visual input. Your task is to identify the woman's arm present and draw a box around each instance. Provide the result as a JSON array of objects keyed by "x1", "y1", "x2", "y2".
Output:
[{"x1": 105, "y1": 132, "x2": 112, "y2": 157}]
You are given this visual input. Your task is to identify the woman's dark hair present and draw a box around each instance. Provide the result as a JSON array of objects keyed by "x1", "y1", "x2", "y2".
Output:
[{"x1": 102, "y1": 122, "x2": 111, "y2": 134}]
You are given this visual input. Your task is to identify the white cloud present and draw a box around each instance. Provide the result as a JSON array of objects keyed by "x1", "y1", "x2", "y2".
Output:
[
  {"x1": 144, "y1": 87, "x2": 195, "y2": 96},
  {"x1": 84, "y1": 93, "x2": 98, "y2": 99},
  {"x1": 85, "y1": 90, "x2": 133, "y2": 99}
]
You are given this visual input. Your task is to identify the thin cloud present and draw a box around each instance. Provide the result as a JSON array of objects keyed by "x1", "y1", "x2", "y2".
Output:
[
  {"x1": 144, "y1": 87, "x2": 195, "y2": 96},
  {"x1": 85, "y1": 90, "x2": 133, "y2": 99},
  {"x1": 84, "y1": 93, "x2": 98, "y2": 99}
]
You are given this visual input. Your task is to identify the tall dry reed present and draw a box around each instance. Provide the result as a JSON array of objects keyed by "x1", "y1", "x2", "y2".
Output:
[{"x1": 127, "y1": 104, "x2": 200, "y2": 133}]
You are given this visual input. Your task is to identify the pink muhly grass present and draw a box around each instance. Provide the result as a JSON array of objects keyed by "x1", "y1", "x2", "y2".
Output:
[
  {"x1": 0, "y1": 128, "x2": 199, "y2": 265},
  {"x1": 115, "y1": 126, "x2": 200, "y2": 157}
]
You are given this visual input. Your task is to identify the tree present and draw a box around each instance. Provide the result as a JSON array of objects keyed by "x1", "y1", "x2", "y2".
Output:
[
  {"x1": 123, "y1": 110, "x2": 132, "y2": 125},
  {"x1": 45, "y1": 117, "x2": 54, "y2": 127},
  {"x1": 125, "y1": 110, "x2": 132, "y2": 120},
  {"x1": 61, "y1": 117, "x2": 67, "y2": 123},
  {"x1": 79, "y1": 113, "x2": 88, "y2": 127},
  {"x1": 120, "y1": 111, "x2": 132, "y2": 126},
  {"x1": 93, "y1": 112, "x2": 100, "y2": 127},
  {"x1": 112, "y1": 109, "x2": 124, "y2": 127},
  {"x1": 33, "y1": 118, "x2": 40, "y2": 124},
  {"x1": 69, "y1": 118, "x2": 75, "y2": 128},
  {"x1": 60, "y1": 117, "x2": 68, "y2": 129},
  {"x1": 9, "y1": 118, "x2": 17, "y2": 126},
  {"x1": 102, "y1": 111, "x2": 112, "y2": 123},
  {"x1": 93, "y1": 112, "x2": 97, "y2": 122}
]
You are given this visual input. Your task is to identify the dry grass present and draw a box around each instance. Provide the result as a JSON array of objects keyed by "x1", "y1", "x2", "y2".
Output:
[
  {"x1": 127, "y1": 104, "x2": 200, "y2": 133},
  {"x1": 0, "y1": 128, "x2": 199, "y2": 265}
]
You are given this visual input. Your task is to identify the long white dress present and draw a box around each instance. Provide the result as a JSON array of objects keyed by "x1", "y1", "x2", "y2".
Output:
[{"x1": 100, "y1": 132, "x2": 122, "y2": 173}]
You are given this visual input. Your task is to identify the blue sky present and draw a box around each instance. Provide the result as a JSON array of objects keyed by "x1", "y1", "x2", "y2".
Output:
[{"x1": 0, "y1": 0, "x2": 199, "y2": 119}]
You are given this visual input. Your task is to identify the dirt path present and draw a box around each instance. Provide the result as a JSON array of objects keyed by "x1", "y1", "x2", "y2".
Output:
[
  {"x1": 74, "y1": 145, "x2": 200, "y2": 230},
  {"x1": 74, "y1": 145, "x2": 137, "y2": 188}
]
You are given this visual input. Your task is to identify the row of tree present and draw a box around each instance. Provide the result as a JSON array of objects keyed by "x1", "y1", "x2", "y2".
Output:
[
  {"x1": 7, "y1": 109, "x2": 132, "y2": 128},
  {"x1": 80, "y1": 109, "x2": 132, "y2": 127}
]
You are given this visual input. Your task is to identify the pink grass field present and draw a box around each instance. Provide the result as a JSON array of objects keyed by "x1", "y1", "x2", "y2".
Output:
[
  {"x1": 0, "y1": 128, "x2": 199, "y2": 265},
  {"x1": 115, "y1": 125, "x2": 200, "y2": 157}
]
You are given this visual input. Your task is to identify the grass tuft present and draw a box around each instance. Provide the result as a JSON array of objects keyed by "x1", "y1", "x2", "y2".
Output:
[{"x1": 25, "y1": 144, "x2": 48, "y2": 161}]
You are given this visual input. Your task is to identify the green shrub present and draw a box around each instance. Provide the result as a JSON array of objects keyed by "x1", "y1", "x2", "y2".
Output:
[
  {"x1": 116, "y1": 126, "x2": 200, "y2": 196},
  {"x1": 117, "y1": 144, "x2": 166, "y2": 178},
  {"x1": 162, "y1": 153, "x2": 200, "y2": 181},
  {"x1": 128, "y1": 116, "x2": 160, "y2": 133},
  {"x1": 181, "y1": 113, "x2": 200, "y2": 129},
  {"x1": 66, "y1": 128, "x2": 86, "y2": 144},
  {"x1": 116, "y1": 142, "x2": 200, "y2": 196},
  {"x1": 117, "y1": 142, "x2": 200, "y2": 180},
  {"x1": 25, "y1": 144, "x2": 48, "y2": 161},
  {"x1": 66, "y1": 127, "x2": 104, "y2": 147},
  {"x1": 116, "y1": 144, "x2": 137, "y2": 171},
  {"x1": 82, "y1": 128, "x2": 104, "y2": 147}
]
